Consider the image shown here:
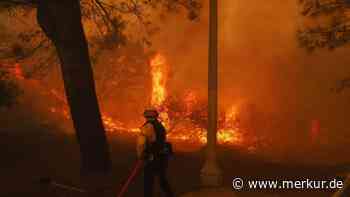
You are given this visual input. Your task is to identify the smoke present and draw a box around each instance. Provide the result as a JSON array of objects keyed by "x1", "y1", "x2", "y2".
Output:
[
  {"x1": 2, "y1": 1, "x2": 350, "y2": 162},
  {"x1": 149, "y1": 0, "x2": 350, "y2": 161},
  {"x1": 150, "y1": 0, "x2": 304, "y2": 111}
]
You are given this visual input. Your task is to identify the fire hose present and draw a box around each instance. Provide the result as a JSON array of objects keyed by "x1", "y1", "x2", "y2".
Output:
[
  {"x1": 117, "y1": 159, "x2": 144, "y2": 197},
  {"x1": 39, "y1": 177, "x2": 87, "y2": 193},
  {"x1": 38, "y1": 159, "x2": 144, "y2": 197}
]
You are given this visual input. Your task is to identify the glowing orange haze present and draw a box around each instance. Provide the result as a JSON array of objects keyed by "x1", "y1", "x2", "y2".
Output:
[{"x1": 11, "y1": 54, "x2": 244, "y2": 146}]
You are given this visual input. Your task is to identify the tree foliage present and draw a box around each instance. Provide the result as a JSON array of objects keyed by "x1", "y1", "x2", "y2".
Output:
[
  {"x1": 298, "y1": 0, "x2": 350, "y2": 92},
  {"x1": 0, "y1": 0, "x2": 201, "y2": 65},
  {"x1": 0, "y1": 0, "x2": 203, "y2": 114},
  {"x1": 297, "y1": 0, "x2": 350, "y2": 51}
]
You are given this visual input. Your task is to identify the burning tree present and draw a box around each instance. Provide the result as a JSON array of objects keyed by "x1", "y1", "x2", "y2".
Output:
[
  {"x1": 0, "y1": 0, "x2": 273, "y2": 152},
  {"x1": 0, "y1": 0, "x2": 202, "y2": 176},
  {"x1": 146, "y1": 53, "x2": 243, "y2": 145}
]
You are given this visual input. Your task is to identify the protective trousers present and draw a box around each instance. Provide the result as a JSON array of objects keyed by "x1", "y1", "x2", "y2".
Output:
[{"x1": 144, "y1": 157, "x2": 174, "y2": 197}]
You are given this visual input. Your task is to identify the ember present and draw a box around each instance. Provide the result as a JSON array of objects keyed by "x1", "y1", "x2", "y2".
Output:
[{"x1": 13, "y1": 63, "x2": 24, "y2": 80}]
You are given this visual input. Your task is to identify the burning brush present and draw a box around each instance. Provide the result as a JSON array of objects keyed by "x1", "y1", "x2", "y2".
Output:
[{"x1": 27, "y1": 53, "x2": 245, "y2": 146}]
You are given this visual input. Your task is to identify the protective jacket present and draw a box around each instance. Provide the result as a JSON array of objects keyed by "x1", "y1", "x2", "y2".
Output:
[{"x1": 137, "y1": 119, "x2": 172, "y2": 161}]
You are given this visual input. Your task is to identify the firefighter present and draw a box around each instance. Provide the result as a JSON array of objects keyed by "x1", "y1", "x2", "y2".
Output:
[{"x1": 137, "y1": 108, "x2": 174, "y2": 197}]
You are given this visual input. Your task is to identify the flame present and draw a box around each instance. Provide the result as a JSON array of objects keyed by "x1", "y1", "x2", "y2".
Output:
[
  {"x1": 224, "y1": 106, "x2": 239, "y2": 128},
  {"x1": 149, "y1": 53, "x2": 171, "y2": 128},
  {"x1": 150, "y1": 53, "x2": 167, "y2": 108},
  {"x1": 13, "y1": 63, "x2": 24, "y2": 79},
  {"x1": 42, "y1": 53, "x2": 245, "y2": 148},
  {"x1": 217, "y1": 106, "x2": 242, "y2": 144},
  {"x1": 184, "y1": 91, "x2": 197, "y2": 115},
  {"x1": 218, "y1": 106, "x2": 243, "y2": 145},
  {"x1": 2, "y1": 63, "x2": 24, "y2": 80}
]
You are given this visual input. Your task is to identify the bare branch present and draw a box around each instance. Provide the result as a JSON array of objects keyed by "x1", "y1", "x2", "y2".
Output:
[{"x1": 0, "y1": 0, "x2": 36, "y2": 8}]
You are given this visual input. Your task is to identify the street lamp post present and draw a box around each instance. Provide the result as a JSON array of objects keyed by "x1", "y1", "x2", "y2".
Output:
[{"x1": 200, "y1": 0, "x2": 222, "y2": 187}]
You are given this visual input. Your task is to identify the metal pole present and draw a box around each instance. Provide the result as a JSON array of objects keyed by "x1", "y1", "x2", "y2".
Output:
[{"x1": 200, "y1": 0, "x2": 222, "y2": 187}]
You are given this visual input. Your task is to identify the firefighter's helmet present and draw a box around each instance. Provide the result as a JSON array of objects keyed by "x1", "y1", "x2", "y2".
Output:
[{"x1": 143, "y1": 108, "x2": 159, "y2": 118}]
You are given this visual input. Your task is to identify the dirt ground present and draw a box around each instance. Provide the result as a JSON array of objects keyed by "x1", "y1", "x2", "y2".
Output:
[{"x1": 1, "y1": 123, "x2": 349, "y2": 197}]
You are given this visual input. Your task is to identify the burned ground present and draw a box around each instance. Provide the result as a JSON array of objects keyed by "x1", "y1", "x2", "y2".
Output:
[{"x1": 1, "y1": 116, "x2": 349, "y2": 197}]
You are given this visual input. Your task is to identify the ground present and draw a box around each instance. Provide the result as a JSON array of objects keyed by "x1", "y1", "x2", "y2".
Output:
[{"x1": 1, "y1": 119, "x2": 349, "y2": 197}]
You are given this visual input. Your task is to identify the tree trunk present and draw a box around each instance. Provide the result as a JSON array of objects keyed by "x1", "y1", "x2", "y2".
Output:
[{"x1": 36, "y1": 0, "x2": 111, "y2": 175}]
